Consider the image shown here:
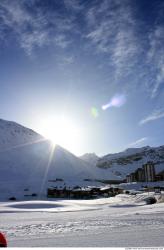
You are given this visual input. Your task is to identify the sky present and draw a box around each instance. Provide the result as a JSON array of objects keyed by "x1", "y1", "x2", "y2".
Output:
[{"x1": 0, "y1": 0, "x2": 164, "y2": 156}]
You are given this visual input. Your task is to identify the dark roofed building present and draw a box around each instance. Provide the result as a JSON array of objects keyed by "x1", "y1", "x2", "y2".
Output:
[
  {"x1": 135, "y1": 168, "x2": 145, "y2": 182},
  {"x1": 143, "y1": 162, "x2": 156, "y2": 182},
  {"x1": 126, "y1": 162, "x2": 158, "y2": 183}
]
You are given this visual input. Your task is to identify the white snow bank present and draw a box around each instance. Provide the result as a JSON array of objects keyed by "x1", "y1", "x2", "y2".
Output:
[
  {"x1": 1, "y1": 194, "x2": 164, "y2": 247},
  {"x1": 1, "y1": 191, "x2": 163, "y2": 214}
]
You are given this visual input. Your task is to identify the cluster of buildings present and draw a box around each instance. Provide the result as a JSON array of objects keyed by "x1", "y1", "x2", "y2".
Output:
[
  {"x1": 126, "y1": 162, "x2": 164, "y2": 183},
  {"x1": 47, "y1": 185, "x2": 124, "y2": 199}
]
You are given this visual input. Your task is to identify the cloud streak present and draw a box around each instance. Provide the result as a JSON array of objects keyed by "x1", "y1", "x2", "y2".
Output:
[
  {"x1": 0, "y1": 0, "x2": 164, "y2": 101},
  {"x1": 64, "y1": 0, "x2": 84, "y2": 11},
  {"x1": 0, "y1": 0, "x2": 74, "y2": 55},
  {"x1": 85, "y1": 0, "x2": 164, "y2": 98},
  {"x1": 139, "y1": 109, "x2": 164, "y2": 125},
  {"x1": 86, "y1": 0, "x2": 140, "y2": 77},
  {"x1": 147, "y1": 26, "x2": 164, "y2": 98},
  {"x1": 128, "y1": 137, "x2": 148, "y2": 147}
]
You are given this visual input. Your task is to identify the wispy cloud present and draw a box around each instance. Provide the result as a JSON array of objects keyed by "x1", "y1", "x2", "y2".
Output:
[
  {"x1": 1, "y1": 0, "x2": 164, "y2": 101},
  {"x1": 147, "y1": 26, "x2": 164, "y2": 98},
  {"x1": 0, "y1": 0, "x2": 74, "y2": 56},
  {"x1": 86, "y1": 0, "x2": 140, "y2": 77},
  {"x1": 55, "y1": 34, "x2": 72, "y2": 49},
  {"x1": 64, "y1": 0, "x2": 84, "y2": 11},
  {"x1": 128, "y1": 137, "x2": 148, "y2": 147},
  {"x1": 85, "y1": 0, "x2": 164, "y2": 98},
  {"x1": 58, "y1": 55, "x2": 75, "y2": 67},
  {"x1": 139, "y1": 109, "x2": 164, "y2": 126}
]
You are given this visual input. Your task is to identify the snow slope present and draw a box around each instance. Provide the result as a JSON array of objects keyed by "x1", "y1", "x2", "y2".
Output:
[
  {"x1": 0, "y1": 119, "x2": 100, "y2": 201},
  {"x1": 0, "y1": 193, "x2": 164, "y2": 247},
  {"x1": 0, "y1": 119, "x2": 42, "y2": 150},
  {"x1": 80, "y1": 153, "x2": 99, "y2": 166},
  {"x1": 96, "y1": 145, "x2": 164, "y2": 179},
  {"x1": 0, "y1": 142, "x2": 100, "y2": 200}
]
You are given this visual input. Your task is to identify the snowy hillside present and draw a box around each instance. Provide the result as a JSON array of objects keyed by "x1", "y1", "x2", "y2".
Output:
[
  {"x1": 80, "y1": 153, "x2": 99, "y2": 166},
  {"x1": 0, "y1": 142, "x2": 98, "y2": 200},
  {"x1": 0, "y1": 119, "x2": 42, "y2": 150},
  {"x1": 0, "y1": 119, "x2": 99, "y2": 201},
  {"x1": 96, "y1": 146, "x2": 164, "y2": 179}
]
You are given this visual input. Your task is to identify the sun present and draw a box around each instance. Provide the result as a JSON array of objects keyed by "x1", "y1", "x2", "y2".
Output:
[{"x1": 38, "y1": 115, "x2": 82, "y2": 154}]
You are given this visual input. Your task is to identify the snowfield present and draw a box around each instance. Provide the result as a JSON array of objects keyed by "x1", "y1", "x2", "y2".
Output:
[
  {"x1": 0, "y1": 119, "x2": 164, "y2": 247},
  {"x1": 1, "y1": 193, "x2": 164, "y2": 247}
]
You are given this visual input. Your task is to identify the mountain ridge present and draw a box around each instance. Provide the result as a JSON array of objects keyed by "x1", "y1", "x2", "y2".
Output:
[
  {"x1": 0, "y1": 118, "x2": 164, "y2": 200},
  {"x1": 80, "y1": 153, "x2": 99, "y2": 166},
  {"x1": 0, "y1": 118, "x2": 99, "y2": 200},
  {"x1": 0, "y1": 118, "x2": 43, "y2": 151}
]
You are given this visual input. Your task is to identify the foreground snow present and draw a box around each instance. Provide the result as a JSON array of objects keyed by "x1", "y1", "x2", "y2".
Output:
[{"x1": 0, "y1": 194, "x2": 164, "y2": 247}]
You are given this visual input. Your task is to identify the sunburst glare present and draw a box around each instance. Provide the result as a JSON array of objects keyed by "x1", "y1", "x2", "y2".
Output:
[{"x1": 37, "y1": 115, "x2": 82, "y2": 154}]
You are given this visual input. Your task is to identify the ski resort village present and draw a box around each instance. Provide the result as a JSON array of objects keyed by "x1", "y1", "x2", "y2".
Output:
[
  {"x1": 0, "y1": 119, "x2": 164, "y2": 247},
  {"x1": 1, "y1": 0, "x2": 164, "y2": 247}
]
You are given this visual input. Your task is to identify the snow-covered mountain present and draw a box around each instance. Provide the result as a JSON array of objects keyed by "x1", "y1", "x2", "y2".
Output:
[
  {"x1": 80, "y1": 153, "x2": 99, "y2": 166},
  {"x1": 0, "y1": 118, "x2": 43, "y2": 150},
  {"x1": 96, "y1": 146, "x2": 164, "y2": 179},
  {"x1": 0, "y1": 119, "x2": 99, "y2": 200},
  {"x1": 0, "y1": 118, "x2": 164, "y2": 201}
]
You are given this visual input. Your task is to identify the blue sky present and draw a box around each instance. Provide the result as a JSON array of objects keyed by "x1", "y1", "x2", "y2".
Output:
[{"x1": 0, "y1": 0, "x2": 164, "y2": 156}]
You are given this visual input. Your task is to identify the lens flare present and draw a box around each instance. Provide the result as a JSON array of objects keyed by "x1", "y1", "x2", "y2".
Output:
[
  {"x1": 91, "y1": 107, "x2": 99, "y2": 118},
  {"x1": 102, "y1": 94, "x2": 126, "y2": 110}
]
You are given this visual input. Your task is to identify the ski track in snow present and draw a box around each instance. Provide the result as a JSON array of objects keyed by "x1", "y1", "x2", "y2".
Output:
[
  {"x1": 2, "y1": 214, "x2": 164, "y2": 239},
  {"x1": 0, "y1": 194, "x2": 164, "y2": 247}
]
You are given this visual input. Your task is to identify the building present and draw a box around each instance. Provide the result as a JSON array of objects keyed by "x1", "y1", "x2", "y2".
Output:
[
  {"x1": 126, "y1": 174, "x2": 131, "y2": 183},
  {"x1": 135, "y1": 168, "x2": 145, "y2": 182},
  {"x1": 126, "y1": 162, "x2": 157, "y2": 183},
  {"x1": 143, "y1": 162, "x2": 156, "y2": 182},
  {"x1": 126, "y1": 172, "x2": 137, "y2": 183},
  {"x1": 47, "y1": 185, "x2": 123, "y2": 199},
  {"x1": 155, "y1": 170, "x2": 164, "y2": 181}
]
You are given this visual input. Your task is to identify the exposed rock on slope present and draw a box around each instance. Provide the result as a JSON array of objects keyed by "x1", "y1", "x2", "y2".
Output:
[
  {"x1": 80, "y1": 153, "x2": 99, "y2": 166},
  {"x1": 96, "y1": 146, "x2": 164, "y2": 179}
]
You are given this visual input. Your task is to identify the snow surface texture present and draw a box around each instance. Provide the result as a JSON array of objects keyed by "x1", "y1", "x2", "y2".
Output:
[{"x1": 0, "y1": 193, "x2": 164, "y2": 247}]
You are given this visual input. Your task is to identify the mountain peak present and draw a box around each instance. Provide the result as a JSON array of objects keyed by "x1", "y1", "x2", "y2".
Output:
[
  {"x1": 0, "y1": 118, "x2": 43, "y2": 151},
  {"x1": 80, "y1": 153, "x2": 99, "y2": 166}
]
